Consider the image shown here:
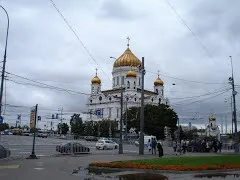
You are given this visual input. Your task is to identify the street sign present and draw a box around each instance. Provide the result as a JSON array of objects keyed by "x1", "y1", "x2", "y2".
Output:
[
  {"x1": 0, "y1": 116, "x2": 3, "y2": 124},
  {"x1": 96, "y1": 109, "x2": 101, "y2": 118}
]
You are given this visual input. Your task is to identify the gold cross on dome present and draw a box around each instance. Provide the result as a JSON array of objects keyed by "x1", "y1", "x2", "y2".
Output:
[
  {"x1": 95, "y1": 68, "x2": 98, "y2": 75},
  {"x1": 127, "y1": 36, "x2": 130, "y2": 47}
]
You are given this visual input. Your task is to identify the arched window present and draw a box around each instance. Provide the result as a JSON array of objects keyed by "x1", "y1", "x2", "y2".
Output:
[
  {"x1": 127, "y1": 81, "x2": 130, "y2": 89},
  {"x1": 139, "y1": 77, "x2": 141, "y2": 86},
  {"x1": 97, "y1": 87, "x2": 100, "y2": 94},
  {"x1": 159, "y1": 98, "x2": 161, "y2": 104},
  {"x1": 162, "y1": 89, "x2": 164, "y2": 96},
  {"x1": 99, "y1": 96, "x2": 102, "y2": 101},
  {"x1": 109, "y1": 97, "x2": 112, "y2": 101},
  {"x1": 134, "y1": 98, "x2": 137, "y2": 102},
  {"x1": 156, "y1": 89, "x2": 158, "y2": 94},
  {"x1": 134, "y1": 81, "x2": 136, "y2": 89},
  {"x1": 117, "y1": 77, "x2": 119, "y2": 85},
  {"x1": 90, "y1": 99, "x2": 92, "y2": 103},
  {"x1": 152, "y1": 98, "x2": 154, "y2": 102},
  {"x1": 92, "y1": 87, "x2": 94, "y2": 93}
]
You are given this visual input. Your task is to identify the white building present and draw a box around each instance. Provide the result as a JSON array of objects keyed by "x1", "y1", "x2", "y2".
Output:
[
  {"x1": 86, "y1": 45, "x2": 169, "y2": 122},
  {"x1": 206, "y1": 115, "x2": 220, "y2": 140}
]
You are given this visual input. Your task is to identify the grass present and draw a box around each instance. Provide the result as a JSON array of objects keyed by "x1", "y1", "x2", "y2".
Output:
[{"x1": 123, "y1": 155, "x2": 240, "y2": 166}]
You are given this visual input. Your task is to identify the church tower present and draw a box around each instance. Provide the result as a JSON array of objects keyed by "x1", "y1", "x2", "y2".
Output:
[
  {"x1": 91, "y1": 68, "x2": 101, "y2": 95},
  {"x1": 209, "y1": 115, "x2": 216, "y2": 128},
  {"x1": 125, "y1": 66, "x2": 137, "y2": 91},
  {"x1": 154, "y1": 71, "x2": 164, "y2": 96}
]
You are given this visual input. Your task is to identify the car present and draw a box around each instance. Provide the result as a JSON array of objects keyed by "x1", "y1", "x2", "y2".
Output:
[
  {"x1": 0, "y1": 145, "x2": 10, "y2": 159},
  {"x1": 0, "y1": 131, "x2": 4, "y2": 135},
  {"x1": 56, "y1": 142, "x2": 90, "y2": 154},
  {"x1": 41, "y1": 133, "x2": 48, "y2": 138},
  {"x1": 95, "y1": 140, "x2": 118, "y2": 150}
]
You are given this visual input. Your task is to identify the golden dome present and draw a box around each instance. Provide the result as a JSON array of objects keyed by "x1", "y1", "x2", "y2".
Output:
[
  {"x1": 126, "y1": 68, "x2": 137, "y2": 78},
  {"x1": 91, "y1": 68, "x2": 101, "y2": 84},
  {"x1": 209, "y1": 115, "x2": 216, "y2": 121},
  {"x1": 154, "y1": 76, "x2": 164, "y2": 86},
  {"x1": 113, "y1": 48, "x2": 141, "y2": 68}
]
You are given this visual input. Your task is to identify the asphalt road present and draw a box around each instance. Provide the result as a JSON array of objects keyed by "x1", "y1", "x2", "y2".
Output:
[{"x1": 0, "y1": 135, "x2": 173, "y2": 158}]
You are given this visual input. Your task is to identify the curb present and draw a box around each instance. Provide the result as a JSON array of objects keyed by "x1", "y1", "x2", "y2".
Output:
[{"x1": 88, "y1": 166, "x2": 240, "y2": 174}]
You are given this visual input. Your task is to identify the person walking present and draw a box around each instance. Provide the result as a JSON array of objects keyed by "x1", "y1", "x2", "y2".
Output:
[
  {"x1": 157, "y1": 141, "x2": 163, "y2": 157},
  {"x1": 147, "y1": 139, "x2": 151, "y2": 152},
  {"x1": 152, "y1": 138, "x2": 157, "y2": 154}
]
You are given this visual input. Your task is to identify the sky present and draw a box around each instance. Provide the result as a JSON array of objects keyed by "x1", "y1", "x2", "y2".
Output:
[{"x1": 0, "y1": 0, "x2": 240, "y2": 131}]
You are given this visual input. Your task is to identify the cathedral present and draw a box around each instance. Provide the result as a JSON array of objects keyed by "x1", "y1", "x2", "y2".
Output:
[{"x1": 86, "y1": 43, "x2": 169, "y2": 122}]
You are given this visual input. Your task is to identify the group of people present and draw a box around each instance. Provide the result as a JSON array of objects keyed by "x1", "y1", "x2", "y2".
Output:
[
  {"x1": 173, "y1": 140, "x2": 223, "y2": 153},
  {"x1": 147, "y1": 138, "x2": 163, "y2": 157}
]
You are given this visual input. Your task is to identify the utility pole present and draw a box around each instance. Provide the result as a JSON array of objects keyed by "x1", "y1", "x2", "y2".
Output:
[
  {"x1": 113, "y1": 86, "x2": 124, "y2": 154},
  {"x1": 230, "y1": 96, "x2": 234, "y2": 135},
  {"x1": 27, "y1": 104, "x2": 38, "y2": 159},
  {"x1": 0, "y1": 6, "x2": 9, "y2": 116},
  {"x1": 139, "y1": 57, "x2": 145, "y2": 155},
  {"x1": 229, "y1": 56, "x2": 239, "y2": 153},
  {"x1": 125, "y1": 97, "x2": 128, "y2": 141},
  {"x1": 119, "y1": 86, "x2": 123, "y2": 154}
]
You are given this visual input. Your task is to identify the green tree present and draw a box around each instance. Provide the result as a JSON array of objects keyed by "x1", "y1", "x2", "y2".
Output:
[
  {"x1": 96, "y1": 119, "x2": 118, "y2": 137},
  {"x1": 58, "y1": 123, "x2": 69, "y2": 134},
  {"x1": 70, "y1": 114, "x2": 85, "y2": 135},
  {"x1": 0, "y1": 123, "x2": 9, "y2": 131},
  {"x1": 84, "y1": 120, "x2": 96, "y2": 136},
  {"x1": 124, "y1": 104, "x2": 178, "y2": 140},
  {"x1": 184, "y1": 129, "x2": 199, "y2": 140}
]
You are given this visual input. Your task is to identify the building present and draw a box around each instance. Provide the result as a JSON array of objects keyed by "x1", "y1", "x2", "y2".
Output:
[
  {"x1": 86, "y1": 44, "x2": 169, "y2": 123},
  {"x1": 206, "y1": 115, "x2": 220, "y2": 140}
]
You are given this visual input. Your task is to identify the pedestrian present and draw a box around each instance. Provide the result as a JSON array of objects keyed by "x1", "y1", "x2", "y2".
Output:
[
  {"x1": 218, "y1": 141, "x2": 222, "y2": 153},
  {"x1": 147, "y1": 139, "x2": 151, "y2": 152},
  {"x1": 173, "y1": 141, "x2": 177, "y2": 152},
  {"x1": 157, "y1": 141, "x2": 163, "y2": 157},
  {"x1": 152, "y1": 138, "x2": 157, "y2": 154}
]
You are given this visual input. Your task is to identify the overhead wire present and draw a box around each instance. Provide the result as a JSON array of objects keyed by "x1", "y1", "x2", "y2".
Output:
[
  {"x1": 164, "y1": 0, "x2": 215, "y2": 63},
  {"x1": 49, "y1": 0, "x2": 111, "y2": 81}
]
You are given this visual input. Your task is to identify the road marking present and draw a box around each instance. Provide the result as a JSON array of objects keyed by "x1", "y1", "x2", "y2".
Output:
[
  {"x1": 123, "y1": 150, "x2": 138, "y2": 153},
  {"x1": 34, "y1": 167, "x2": 45, "y2": 170},
  {"x1": 0, "y1": 165, "x2": 20, "y2": 169}
]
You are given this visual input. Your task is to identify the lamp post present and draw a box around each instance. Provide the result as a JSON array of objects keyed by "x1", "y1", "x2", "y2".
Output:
[{"x1": 0, "y1": 5, "x2": 9, "y2": 116}]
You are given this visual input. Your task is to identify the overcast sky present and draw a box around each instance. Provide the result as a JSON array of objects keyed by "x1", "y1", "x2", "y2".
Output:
[{"x1": 0, "y1": 0, "x2": 240, "y2": 130}]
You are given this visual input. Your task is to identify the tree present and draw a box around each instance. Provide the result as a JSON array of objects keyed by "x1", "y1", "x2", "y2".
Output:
[
  {"x1": 96, "y1": 119, "x2": 118, "y2": 137},
  {"x1": 184, "y1": 129, "x2": 199, "y2": 140},
  {"x1": 70, "y1": 114, "x2": 85, "y2": 135},
  {"x1": 0, "y1": 123, "x2": 9, "y2": 131},
  {"x1": 124, "y1": 104, "x2": 178, "y2": 140},
  {"x1": 58, "y1": 123, "x2": 69, "y2": 134}
]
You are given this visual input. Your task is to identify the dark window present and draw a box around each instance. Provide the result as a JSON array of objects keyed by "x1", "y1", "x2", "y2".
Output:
[
  {"x1": 90, "y1": 99, "x2": 92, "y2": 103},
  {"x1": 99, "y1": 96, "x2": 102, "y2": 101},
  {"x1": 127, "y1": 81, "x2": 130, "y2": 89},
  {"x1": 127, "y1": 97, "x2": 129, "y2": 101},
  {"x1": 117, "y1": 77, "x2": 119, "y2": 85},
  {"x1": 135, "y1": 98, "x2": 137, "y2": 101},
  {"x1": 152, "y1": 98, "x2": 153, "y2": 102},
  {"x1": 109, "y1": 97, "x2": 111, "y2": 101},
  {"x1": 156, "y1": 89, "x2": 158, "y2": 94},
  {"x1": 159, "y1": 98, "x2": 161, "y2": 103},
  {"x1": 139, "y1": 77, "x2": 140, "y2": 86},
  {"x1": 121, "y1": 76, "x2": 124, "y2": 85}
]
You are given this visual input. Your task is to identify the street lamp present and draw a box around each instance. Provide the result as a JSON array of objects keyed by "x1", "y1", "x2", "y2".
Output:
[{"x1": 0, "y1": 5, "x2": 9, "y2": 116}]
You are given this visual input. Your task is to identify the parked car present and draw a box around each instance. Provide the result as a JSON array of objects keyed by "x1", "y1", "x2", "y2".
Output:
[
  {"x1": 96, "y1": 140, "x2": 118, "y2": 150},
  {"x1": 0, "y1": 145, "x2": 10, "y2": 159},
  {"x1": 56, "y1": 142, "x2": 90, "y2": 154},
  {"x1": 85, "y1": 136, "x2": 98, "y2": 141}
]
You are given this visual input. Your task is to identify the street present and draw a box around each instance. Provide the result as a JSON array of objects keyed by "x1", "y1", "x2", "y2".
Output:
[{"x1": 0, "y1": 135, "x2": 174, "y2": 158}]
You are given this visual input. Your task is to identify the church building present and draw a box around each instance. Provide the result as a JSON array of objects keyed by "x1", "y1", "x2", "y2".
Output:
[{"x1": 86, "y1": 43, "x2": 169, "y2": 122}]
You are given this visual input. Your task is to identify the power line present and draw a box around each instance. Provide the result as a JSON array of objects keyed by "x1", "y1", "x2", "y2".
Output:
[
  {"x1": 49, "y1": 0, "x2": 110, "y2": 81},
  {"x1": 165, "y1": 0, "x2": 215, "y2": 63},
  {"x1": 5, "y1": 72, "x2": 90, "y2": 96},
  {"x1": 172, "y1": 89, "x2": 230, "y2": 107},
  {"x1": 168, "y1": 85, "x2": 230, "y2": 100},
  {"x1": 147, "y1": 70, "x2": 228, "y2": 85}
]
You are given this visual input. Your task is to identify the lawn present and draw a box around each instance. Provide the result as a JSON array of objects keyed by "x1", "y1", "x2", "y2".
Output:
[
  {"x1": 89, "y1": 155, "x2": 240, "y2": 171},
  {"x1": 126, "y1": 155, "x2": 240, "y2": 166}
]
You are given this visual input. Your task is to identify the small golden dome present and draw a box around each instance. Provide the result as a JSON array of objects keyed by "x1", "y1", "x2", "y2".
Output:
[
  {"x1": 91, "y1": 68, "x2": 101, "y2": 84},
  {"x1": 209, "y1": 115, "x2": 216, "y2": 121},
  {"x1": 154, "y1": 76, "x2": 164, "y2": 86},
  {"x1": 126, "y1": 69, "x2": 137, "y2": 78},
  {"x1": 113, "y1": 48, "x2": 141, "y2": 68}
]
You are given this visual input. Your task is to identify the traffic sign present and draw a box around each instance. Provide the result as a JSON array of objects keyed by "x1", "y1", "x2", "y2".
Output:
[
  {"x1": 96, "y1": 109, "x2": 101, "y2": 118},
  {"x1": 0, "y1": 116, "x2": 3, "y2": 124}
]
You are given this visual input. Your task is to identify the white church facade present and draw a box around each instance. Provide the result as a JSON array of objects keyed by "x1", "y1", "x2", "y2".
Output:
[
  {"x1": 86, "y1": 44, "x2": 169, "y2": 122},
  {"x1": 206, "y1": 115, "x2": 221, "y2": 140}
]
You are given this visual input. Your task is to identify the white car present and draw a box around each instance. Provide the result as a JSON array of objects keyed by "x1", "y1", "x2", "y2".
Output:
[{"x1": 96, "y1": 140, "x2": 118, "y2": 150}]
